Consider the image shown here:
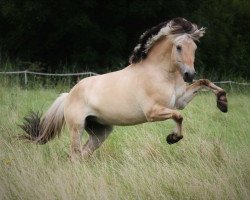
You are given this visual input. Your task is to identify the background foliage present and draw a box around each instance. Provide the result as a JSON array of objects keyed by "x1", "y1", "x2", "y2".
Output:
[{"x1": 0, "y1": 0, "x2": 249, "y2": 79}]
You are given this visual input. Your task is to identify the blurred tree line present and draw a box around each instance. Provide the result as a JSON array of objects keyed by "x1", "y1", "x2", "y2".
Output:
[{"x1": 0, "y1": 0, "x2": 249, "y2": 79}]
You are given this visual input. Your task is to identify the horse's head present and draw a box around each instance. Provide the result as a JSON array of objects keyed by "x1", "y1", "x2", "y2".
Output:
[
  {"x1": 171, "y1": 35, "x2": 197, "y2": 83},
  {"x1": 129, "y1": 17, "x2": 205, "y2": 83}
]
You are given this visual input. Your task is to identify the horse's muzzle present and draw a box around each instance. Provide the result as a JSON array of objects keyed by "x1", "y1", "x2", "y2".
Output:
[{"x1": 183, "y1": 70, "x2": 196, "y2": 83}]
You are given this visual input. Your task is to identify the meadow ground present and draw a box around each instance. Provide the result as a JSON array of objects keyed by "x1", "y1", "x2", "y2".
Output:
[{"x1": 0, "y1": 85, "x2": 249, "y2": 200}]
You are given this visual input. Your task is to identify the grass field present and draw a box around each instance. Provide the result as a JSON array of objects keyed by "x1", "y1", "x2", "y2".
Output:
[{"x1": 0, "y1": 85, "x2": 249, "y2": 200}]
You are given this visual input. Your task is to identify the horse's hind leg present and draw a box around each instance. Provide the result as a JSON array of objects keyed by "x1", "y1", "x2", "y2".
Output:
[
  {"x1": 82, "y1": 117, "x2": 113, "y2": 159},
  {"x1": 64, "y1": 106, "x2": 86, "y2": 161},
  {"x1": 68, "y1": 125, "x2": 84, "y2": 161}
]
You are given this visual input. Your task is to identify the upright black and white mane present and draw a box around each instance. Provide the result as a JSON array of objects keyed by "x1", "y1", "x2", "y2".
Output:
[{"x1": 129, "y1": 17, "x2": 205, "y2": 64}]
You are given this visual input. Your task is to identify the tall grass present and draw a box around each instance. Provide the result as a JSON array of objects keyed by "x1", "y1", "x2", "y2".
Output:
[{"x1": 0, "y1": 85, "x2": 249, "y2": 200}]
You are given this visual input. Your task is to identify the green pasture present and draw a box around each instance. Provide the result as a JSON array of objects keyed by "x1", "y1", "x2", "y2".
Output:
[{"x1": 0, "y1": 85, "x2": 249, "y2": 200}]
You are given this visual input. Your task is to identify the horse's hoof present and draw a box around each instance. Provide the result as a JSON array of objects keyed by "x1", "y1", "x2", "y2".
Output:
[
  {"x1": 166, "y1": 133, "x2": 183, "y2": 144},
  {"x1": 217, "y1": 91, "x2": 228, "y2": 113}
]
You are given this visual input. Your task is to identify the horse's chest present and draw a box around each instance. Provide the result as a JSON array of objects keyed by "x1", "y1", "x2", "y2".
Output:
[
  {"x1": 169, "y1": 86, "x2": 185, "y2": 108},
  {"x1": 175, "y1": 86, "x2": 186, "y2": 98},
  {"x1": 169, "y1": 95, "x2": 176, "y2": 108}
]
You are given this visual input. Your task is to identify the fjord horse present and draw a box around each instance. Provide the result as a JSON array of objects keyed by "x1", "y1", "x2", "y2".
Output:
[{"x1": 20, "y1": 18, "x2": 228, "y2": 160}]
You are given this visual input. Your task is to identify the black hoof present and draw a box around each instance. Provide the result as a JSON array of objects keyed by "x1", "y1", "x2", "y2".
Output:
[
  {"x1": 217, "y1": 101, "x2": 228, "y2": 113},
  {"x1": 217, "y1": 91, "x2": 228, "y2": 113},
  {"x1": 166, "y1": 133, "x2": 183, "y2": 145}
]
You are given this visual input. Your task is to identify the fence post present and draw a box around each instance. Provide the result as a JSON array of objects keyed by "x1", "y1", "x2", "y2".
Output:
[
  {"x1": 24, "y1": 70, "x2": 28, "y2": 85},
  {"x1": 228, "y1": 81, "x2": 232, "y2": 91}
]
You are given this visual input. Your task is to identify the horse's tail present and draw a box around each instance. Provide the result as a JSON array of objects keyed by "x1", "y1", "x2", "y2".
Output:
[{"x1": 19, "y1": 93, "x2": 68, "y2": 144}]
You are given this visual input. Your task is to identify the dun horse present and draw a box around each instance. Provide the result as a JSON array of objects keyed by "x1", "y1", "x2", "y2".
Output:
[{"x1": 20, "y1": 18, "x2": 228, "y2": 160}]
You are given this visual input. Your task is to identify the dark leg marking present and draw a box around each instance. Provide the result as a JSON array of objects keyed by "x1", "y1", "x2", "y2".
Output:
[
  {"x1": 217, "y1": 91, "x2": 228, "y2": 113},
  {"x1": 82, "y1": 116, "x2": 113, "y2": 158},
  {"x1": 166, "y1": 133, "x2": 183, "y2": 144},
  {"x1": 166, "y1": 114, "x2": 183, "y2": 144}
]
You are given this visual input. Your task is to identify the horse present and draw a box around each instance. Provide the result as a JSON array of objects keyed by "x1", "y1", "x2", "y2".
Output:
[{"x1": 20, "y1": 17, "x2": 228, "y2": 161}]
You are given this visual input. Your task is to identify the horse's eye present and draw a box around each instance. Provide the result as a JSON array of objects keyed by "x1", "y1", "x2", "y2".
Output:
[{"x1": 176, "y1": 45, "x2": 182, "y2": 51}]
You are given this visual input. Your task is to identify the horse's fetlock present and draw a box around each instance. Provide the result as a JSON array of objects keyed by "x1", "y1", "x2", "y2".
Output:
[
  {"x1": 217, "y1": 90, "x2": 226, "y2": 98},
  {"x1": 178, "y1": 115, "x2": 183, "y2": 122}
]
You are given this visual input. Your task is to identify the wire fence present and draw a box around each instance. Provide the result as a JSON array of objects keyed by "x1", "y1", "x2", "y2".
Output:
[
  {"x1": 0, "y1": 70, "x2": 250, "y2": 86},
  {"x1": 0, "y1": 70, "x2": 98, "y2": 85}
]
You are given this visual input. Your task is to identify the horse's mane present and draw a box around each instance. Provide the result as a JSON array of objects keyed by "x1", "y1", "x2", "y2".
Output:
[{"x1": 129, "y1": 17, "x2": 205, "y2": 64}]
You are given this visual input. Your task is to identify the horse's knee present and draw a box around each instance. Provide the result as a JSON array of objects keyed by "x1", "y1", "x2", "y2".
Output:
[{"x1": 198, "y1": 79, "x2": 210, "y2": 86}]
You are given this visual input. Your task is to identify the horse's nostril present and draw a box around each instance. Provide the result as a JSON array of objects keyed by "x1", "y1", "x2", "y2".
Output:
[{"x1": 183, "y1": 71, "x2": 194, "y2": 83}]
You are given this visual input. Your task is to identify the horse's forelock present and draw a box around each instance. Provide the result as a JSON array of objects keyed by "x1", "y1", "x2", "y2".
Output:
[
  {"x1": 171, "y1": 18, "x2": 193, "y2": 34},
  {"x1": 170, "y1": 18, "x2": 205, "y2": 41},
  {"x1": 190, "y1": 27, "x2": 206, "y2": 41}
]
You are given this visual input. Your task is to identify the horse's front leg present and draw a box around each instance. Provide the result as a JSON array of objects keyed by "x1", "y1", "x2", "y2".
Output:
[
  {"x1": 146, "y1": 106, "x2": 183, "y2": 144},
  {"x1": 177, "y1": 79, "x2": 228, "y2": 112}
]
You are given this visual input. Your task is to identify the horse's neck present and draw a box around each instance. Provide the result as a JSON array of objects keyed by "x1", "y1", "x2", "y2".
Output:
[
  {"x1": 139, "y1": 38, "x2": 180, "y2": 83},
  {"x1": 146, "y1": 38, "x2": 176, "y2": 73}
]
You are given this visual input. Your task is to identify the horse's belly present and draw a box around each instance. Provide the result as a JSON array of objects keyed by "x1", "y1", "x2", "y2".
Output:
[
  {"x1": 97, "y1": 115, "x2": 147, "y2": 126},
  {"x1": 89, "y1": 95, "x2": 146, "y2": 125},
  {"x1": 93, "y1": 105, "x2": 147, "y2": 126}
]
